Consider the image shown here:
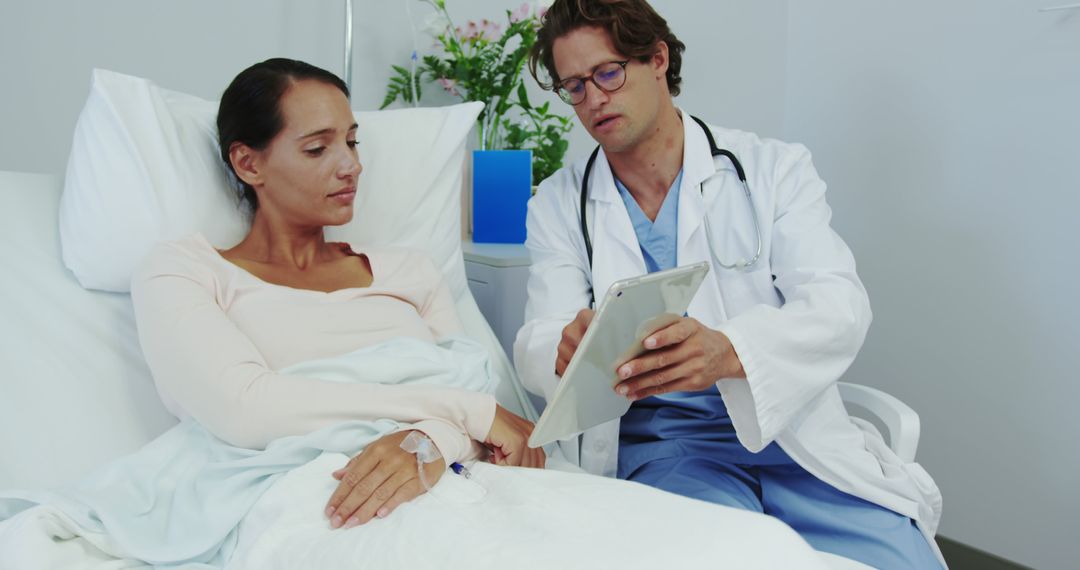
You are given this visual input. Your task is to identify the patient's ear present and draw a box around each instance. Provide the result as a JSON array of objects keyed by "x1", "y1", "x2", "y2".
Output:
[{"x1": 229, "y1": 142, "x2": 263, "y2": 188}]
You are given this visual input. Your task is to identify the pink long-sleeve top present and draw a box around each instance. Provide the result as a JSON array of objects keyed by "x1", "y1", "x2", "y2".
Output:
[{"x1": 129, "y1": 233, "x2": 497, "y2": 464}]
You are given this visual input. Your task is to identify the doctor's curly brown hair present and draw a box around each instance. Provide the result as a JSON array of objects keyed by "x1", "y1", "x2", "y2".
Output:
[{"x1": 528, "y1": 0, "x2": 686, "y2": 96}]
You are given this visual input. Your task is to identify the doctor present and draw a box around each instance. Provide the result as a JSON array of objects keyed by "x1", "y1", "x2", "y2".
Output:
[{"x1": 514, "y1": 1, "x2": 945, "y2": 568}]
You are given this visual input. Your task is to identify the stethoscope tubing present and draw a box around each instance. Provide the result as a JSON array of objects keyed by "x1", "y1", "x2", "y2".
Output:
[{"x1": 578, "y1": 115, "x2": 764, "y2": 305}]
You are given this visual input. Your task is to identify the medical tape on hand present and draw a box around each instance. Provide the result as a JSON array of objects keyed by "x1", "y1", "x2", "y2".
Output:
[
  {"x1": 400, "y1": 431, "x2": 442, "y2": 491},
  {"x1": 401, "y1": 432, "x2": 490, "y2": 510}
]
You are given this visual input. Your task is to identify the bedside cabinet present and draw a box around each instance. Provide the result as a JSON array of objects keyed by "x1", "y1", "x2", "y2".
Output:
[{"x1": 462, "y1": 240, "x2": 531, "y2": 362}]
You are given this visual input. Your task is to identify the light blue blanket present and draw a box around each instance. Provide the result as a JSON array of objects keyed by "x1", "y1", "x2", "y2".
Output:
[{"x1": 0, "y1": 337, "x2": 497, "y2": 568}]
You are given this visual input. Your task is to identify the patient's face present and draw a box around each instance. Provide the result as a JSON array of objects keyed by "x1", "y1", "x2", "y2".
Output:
[{"x1": 254, "y1": 79, "x2": 362, "y2": 228}]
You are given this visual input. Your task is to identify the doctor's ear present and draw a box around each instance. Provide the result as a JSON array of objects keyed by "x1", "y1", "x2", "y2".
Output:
[
  {"x1": 228, "y1": 142, "x2": 264, "y2": 188},
  {"x1": 650, "y1": 41, "x2": 671, "y2": 81}
]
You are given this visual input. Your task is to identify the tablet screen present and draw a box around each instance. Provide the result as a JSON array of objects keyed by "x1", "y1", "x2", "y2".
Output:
[{"x1": 528, "y1": 262, "x2": 710, "y2": 448}]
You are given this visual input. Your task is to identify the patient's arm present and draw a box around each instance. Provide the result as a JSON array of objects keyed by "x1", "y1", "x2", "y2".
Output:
[
  {"x1": 129, "y1": 242, "x2": 495, "y2": 465},
  {"x1": 412, "y1": 254, "x2": 464, "y2": 340}
]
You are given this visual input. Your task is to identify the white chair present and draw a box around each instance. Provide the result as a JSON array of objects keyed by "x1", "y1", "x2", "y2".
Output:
[{"x1": 838, "y1": 381, "x2": 920, "y2": 462}]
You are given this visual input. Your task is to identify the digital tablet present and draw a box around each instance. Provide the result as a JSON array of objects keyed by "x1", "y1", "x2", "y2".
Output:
[{"x1": 527, "y1": 261, "x2": 710, "y2": 448}]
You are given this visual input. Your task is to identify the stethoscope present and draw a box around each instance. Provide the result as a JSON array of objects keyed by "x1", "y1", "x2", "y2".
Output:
[{"x1": 579, "y1": 115, "x2": 763, "y2": 304}]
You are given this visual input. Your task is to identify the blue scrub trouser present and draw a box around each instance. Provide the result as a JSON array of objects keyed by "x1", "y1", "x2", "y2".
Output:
[{"x1": 626, "y1": 457, "x2": 942, "y2": 569}]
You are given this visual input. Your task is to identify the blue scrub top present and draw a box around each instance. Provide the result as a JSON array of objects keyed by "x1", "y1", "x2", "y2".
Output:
[{"x1": 613, "y1": 171, "x2": 793, "y2": 480}]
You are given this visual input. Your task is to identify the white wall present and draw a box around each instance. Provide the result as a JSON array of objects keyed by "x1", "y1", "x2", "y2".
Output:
[
  {"x1": 0, "y1": 0, "x2": 788, "y2": 175},
  {"x1": 785, "y1": 2, "x2": 1080, "y2": 569},
  {"x1": 0, "y1": 0, "x2": 341, "y2": 174}
]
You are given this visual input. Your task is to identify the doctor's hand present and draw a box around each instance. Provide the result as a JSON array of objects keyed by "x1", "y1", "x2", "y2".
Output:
[
  {"x1": 325, "y1": 430, "x2": 444, "y2": 529},
  {"x1": 485, "y1": 404, "x2": 546, "y2": 469},
  {"x1": 613, "y1": 317, "x2": 746, "y2": 401},
  {"x1": 555, "y1": 309, "x2": 595, "y2": 377}
]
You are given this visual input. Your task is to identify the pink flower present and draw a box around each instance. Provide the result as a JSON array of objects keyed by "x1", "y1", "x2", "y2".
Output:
[
  {"x1": 510, "y1": 2, "x2": 530, "y2": 23},
  {"x1": 464, "y1": 21, "x2": 480, "y2": 40},
  {"x1": 480, "y1": 18, "x2": 503, "y2": 41},
  {"x1": 437, "y1": 77, "x2": 461, "y2": 97}
]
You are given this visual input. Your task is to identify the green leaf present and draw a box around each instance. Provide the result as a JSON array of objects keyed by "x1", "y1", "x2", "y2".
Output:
[{"x1": 516, "y1": 82, "x2": 531, "y2": 110}]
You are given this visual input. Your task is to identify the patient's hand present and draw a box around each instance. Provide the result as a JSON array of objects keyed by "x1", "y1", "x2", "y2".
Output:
[
  {"x1": 555, "y1": 308, "x2": 595, "y2": 377},
  {"x1": 325, "y1": 430, "x2": 445, "y2": 529},
  {"x1": 485, "y1": 404, "x2": 546, "y2": 468}
]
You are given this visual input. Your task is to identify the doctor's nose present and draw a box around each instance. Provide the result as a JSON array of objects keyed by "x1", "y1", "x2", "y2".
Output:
[{"x1": 581, "y1": 80, "x2": 611, "y2": 109}]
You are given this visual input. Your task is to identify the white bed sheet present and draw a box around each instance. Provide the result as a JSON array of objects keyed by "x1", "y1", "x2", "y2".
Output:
[{"x1": 0, "y1": 171, "x2": 176, "y2": 491}]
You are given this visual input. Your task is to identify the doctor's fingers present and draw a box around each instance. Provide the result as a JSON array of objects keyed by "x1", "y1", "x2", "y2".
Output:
[
  {"x1": 555, "y1": 310, "x2": 595, "y2": 375},
  {"x1": 555, "y1": 354, "x2": 569, "y2": 377},
  {"x1": 555, "y1": 341, "x2": 579, "y2": 377},
  {"x1": 627, "y1": 372, "x2": 705, "y2": 401},
  {"x1": 533, "y1": 447, "x2": 547, "y2": 468},
  {"x1": 559, "y1": 309, "x2": 594, "y2": 349},
  {"x1": 520, "y1": 445, "x2": 547, "y2": 469},
  {"x1": 617, "y1": 335, "x2": 699, "y2": 381},
  {"x1": 642, "y1": 318, "x2": 700, "y2": 351},
  {"x1": 619, "y1": 359, "x2": 710, "y2": 400},
  {"x1": 501, "y1": 435, "x2": 547, "y2": 468},
  {"x1": 495, "y1": 445, "x2": 546, "y2": 469},
  {"x1": 562, "y1": 310, "x2": 594, "y2": 341},
  {"x1": 572, "y1": 308, "x2": 596, "y2": 329},
  {"x1": 630, "y1": 376, "x2": 705, "y2": 400},
  {"x1": 499, "y1": 441, "x2": 528, "y2": 467}
]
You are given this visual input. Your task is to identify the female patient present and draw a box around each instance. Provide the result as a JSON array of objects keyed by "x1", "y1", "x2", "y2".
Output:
[{"x1": 130, "y1": 58, "x2": 543, "y2": 531}]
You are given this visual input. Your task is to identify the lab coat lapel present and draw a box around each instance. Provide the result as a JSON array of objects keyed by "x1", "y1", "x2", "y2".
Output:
[
  {"x1": 590, "y1": 148, "x2": 646, "y2": 301},
  {"x1": 676, "y1": 111, "x2": 720, "y2": 262},
  {"x1": 678, "y1": 112, "x2": 732, "y2": 325}
]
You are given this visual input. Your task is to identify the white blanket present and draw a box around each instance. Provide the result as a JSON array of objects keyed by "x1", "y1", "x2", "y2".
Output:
[
  {"x1": 226, "y1": 453, "x2": 832, "y2": 570},
  {"x1": 0, "y1": 337, "x2": 838, "y2": 569},
  {"x1": 0, "y1": 456, "x2": 838, "y2": 570}
]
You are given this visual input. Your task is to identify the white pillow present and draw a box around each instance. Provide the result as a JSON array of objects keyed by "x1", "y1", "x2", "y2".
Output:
[
  {"x1": 59, "y1": 68, "x2": 482, "y2": 300},
  {"x1": 56, "y1": 69, "x2": 533, "y2": 421}
]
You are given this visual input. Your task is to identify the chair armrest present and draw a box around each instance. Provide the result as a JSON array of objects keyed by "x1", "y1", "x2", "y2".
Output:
[{"x1": 837, "y1": 382, "x2": 920, "y2": 462}]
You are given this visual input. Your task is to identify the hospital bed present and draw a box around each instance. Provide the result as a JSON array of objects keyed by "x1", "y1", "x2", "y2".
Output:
[{"x1": 0, "y1": 69, "x2": 901, "y2": 569}]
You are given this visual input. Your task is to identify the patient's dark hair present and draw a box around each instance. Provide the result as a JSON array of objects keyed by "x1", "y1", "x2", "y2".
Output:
[
  {"x1": 217, "y1": 58, "x2": 349, "y2": 212},
  {"x1": 529, "y1": 0, "x2": 685, "y2": 96}
]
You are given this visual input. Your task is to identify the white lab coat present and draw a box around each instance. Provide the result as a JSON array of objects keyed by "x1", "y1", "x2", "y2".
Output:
[{"x1": 513, "y1": 111, "x2": 944, "y2": 556}]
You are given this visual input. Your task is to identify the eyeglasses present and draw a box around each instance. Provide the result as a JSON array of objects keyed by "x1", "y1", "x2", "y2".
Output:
[{"x1": 554, "y1": 60, "x2": 630, "y2": 105}]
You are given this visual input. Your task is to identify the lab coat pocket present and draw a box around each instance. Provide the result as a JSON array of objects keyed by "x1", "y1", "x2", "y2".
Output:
[{"x1": 714, "y1": 267, "x2": 780, "y2": 316}]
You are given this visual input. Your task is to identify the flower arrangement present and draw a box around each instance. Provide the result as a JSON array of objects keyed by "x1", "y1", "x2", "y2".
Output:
[{"x1": 382, "y1": 0, "x2": 573, "y2": 184}]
